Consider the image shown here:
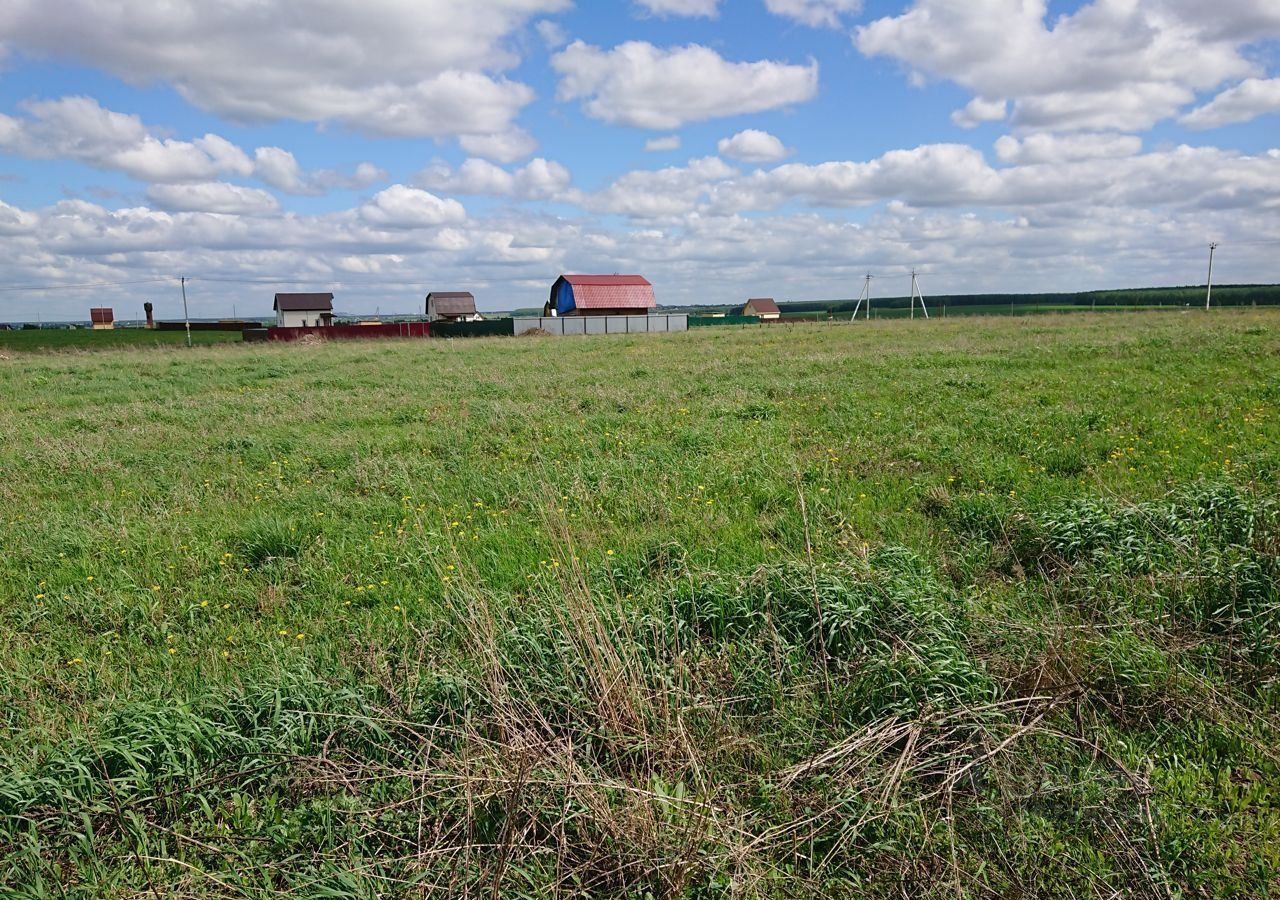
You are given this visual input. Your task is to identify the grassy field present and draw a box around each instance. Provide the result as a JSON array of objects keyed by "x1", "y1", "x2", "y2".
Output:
[
  {"x1": 2, "y1": 311, "x2": 1278, "y2": 897},
  {"x1": 0, "y1": 328, "x2": 241, "y2": 353}
]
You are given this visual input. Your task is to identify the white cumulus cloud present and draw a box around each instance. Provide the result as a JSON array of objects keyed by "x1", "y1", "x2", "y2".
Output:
[
  {"x1": 359, "y1": 185, "x2": 468, "y2": 228},
  {"x1": 0, "y1": 0, "x2": 568, "y2": 140},
  {"x1": 145, "y1": 182, "x2": 280, "y2": 215},
  {"x1": 458, "y1": 128, "x2": 540, "y2": 163},
  {"x1": 718, "y1": 129, "x2": 791, "y2": 163},
  {"x1": 993, "y1": 132, "x2": 1143, "y2": 165},
  {"x1": 0, "y1": 96, "x2": 383, "y2": 194},
  {"x1": 1181, "y1": 77, "x2": 1280, "y2": 129},
  {"x1": 765, "y1": 0, "x2": 862, "y2": 28},
  {"x1": 951, "y1": 97, "x2": 1008, "y2": 129},
  {"x1": 552, "y1": 40, "x2": 818, "y2": 129},
  {"x1": 0, "y1": 96, "x2": 253, "y2": 182},
  {"x1": 634, "y1": 0, "x2": 719, "y2": 16},
  {"x1": 645, "y1": 135, "x2": 682, "y2": 152},
  {"x1": 856, "y1": 0, "x2": 1265, "y2": 132},
  {"x1": 584, "y1": 156, "x2": 737, "y2": 218},
  {"x1": 415, "y1": 157, "x2": 571, "y2": 200},
  {"x1": 253, "y1": 148, "x2": 387, "y2": 195}
]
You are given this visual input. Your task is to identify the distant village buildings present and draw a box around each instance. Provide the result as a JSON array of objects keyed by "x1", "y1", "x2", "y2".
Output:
[
  {"x1": 274, "y1": 293, "x2": 334, "y2": 328},
  {"x1": 545, "y1": 275, "x2": 656, "y2": 317},
  {"x1": 426, "y1": 292, "x2": 481, "y2": 323}
]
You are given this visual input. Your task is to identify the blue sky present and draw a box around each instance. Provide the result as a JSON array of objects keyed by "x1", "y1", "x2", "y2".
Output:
[{"x1": 1, "y1": 0, "x2": 1278, "y2": 320}]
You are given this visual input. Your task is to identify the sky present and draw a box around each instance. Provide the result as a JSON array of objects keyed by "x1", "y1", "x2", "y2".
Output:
[{"x1": 0, "y1": 0, "x2": 1278, "y2": 321}]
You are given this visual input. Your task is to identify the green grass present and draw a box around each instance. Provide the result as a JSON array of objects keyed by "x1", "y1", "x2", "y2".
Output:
[
  {"x1": 2, "y1": 310, "x2": 1279, "y2": 897},
  {"x1": 0, "y1": 328, "x2": 242, "y2": 353}
]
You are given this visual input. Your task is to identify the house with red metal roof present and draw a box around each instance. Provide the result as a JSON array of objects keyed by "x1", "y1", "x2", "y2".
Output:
[
  {"x1": 545, "y1": 274, "x2": 656, "y2": 317},
  {"x1": 742, "y1": 298, "x2": 781, "y2": 320},
  {"x1": 89, "y1": 307, "x2": 115, "y2": 330}
]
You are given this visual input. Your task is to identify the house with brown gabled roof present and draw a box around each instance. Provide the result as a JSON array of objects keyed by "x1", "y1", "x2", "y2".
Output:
[
  {"x1": 426, "y1": 291, "x2": 481, "y2": 323},
  {"x1": 89, "y1": 307, "x2": 115, "y2": 330},
  {"x1": 742, "y1": 298, "x2": 781, "y2": 320},
  {"x1": 274, "y1": 293, "x2": 334, "y2": 328}
]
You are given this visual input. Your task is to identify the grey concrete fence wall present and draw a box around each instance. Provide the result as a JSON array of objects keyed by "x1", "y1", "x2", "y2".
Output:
[{"x1": 513, "y1": 314, "x2": 688, "y2": 336}]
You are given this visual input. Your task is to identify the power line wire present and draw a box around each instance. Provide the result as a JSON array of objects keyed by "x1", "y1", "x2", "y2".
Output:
[{"x1": 0, "y1": 276, "x2": 174, "y2": 294}]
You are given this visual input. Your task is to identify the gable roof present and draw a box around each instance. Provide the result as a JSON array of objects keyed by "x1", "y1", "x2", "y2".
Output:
[
  {"x1": 274, "y1": 292, "x2": 334, "y2": 312},
  {"x1": 745, "y1": 298, "x2": 781, "y2": 315},
  {"x1": 427, "y1": 291, "x2": 477, "y2": 316},
  {"x1": 89, "y1": 307, "x2": 114, "y2": 323},
  {"x1": 563, "y1": 274, "x2": 651, "y2": 287},
  {"x1": 553, "y1": 274, "x2": 656, "y2": 311}
]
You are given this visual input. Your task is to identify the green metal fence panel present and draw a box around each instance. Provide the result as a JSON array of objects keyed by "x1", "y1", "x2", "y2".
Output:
[
  {"x1": 689, "y1": 315, "x2": 761, "y2": 327},
  {"x1": 430, "y1": 319, "x2": 515, "y2": 338}
]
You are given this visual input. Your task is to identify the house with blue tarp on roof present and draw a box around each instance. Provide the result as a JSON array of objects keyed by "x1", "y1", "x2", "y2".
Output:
[{"x1": 544, "y1": 274, "x2": 657, "y2": 317}]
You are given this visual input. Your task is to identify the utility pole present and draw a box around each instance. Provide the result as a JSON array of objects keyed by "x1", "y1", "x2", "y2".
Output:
[
  {"x1": 850, "y1": 273, "x2": 874, "y2": 321},
  {"x1": 1205, "y1": 242, "x2": 1219, "y2": 310},
  {"x1": 910, "y1": 269, "x2": 930, "y2": 319},
  {"x1": 181, "y1": 276, "x2": 192, "y2": 348}
]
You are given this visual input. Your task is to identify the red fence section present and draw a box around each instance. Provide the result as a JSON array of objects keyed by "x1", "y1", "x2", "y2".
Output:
[{"x1": 266, "y1": 323, "x2": 431, "y2": 342}]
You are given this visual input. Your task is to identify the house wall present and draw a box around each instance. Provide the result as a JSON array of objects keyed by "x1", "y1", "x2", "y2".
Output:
[
  {"x1": 428, "y1": 299, "x2": 478, "y2": 322},
  {"x1": 277, "y1": 309, "x2": 327, "y2": 328}
]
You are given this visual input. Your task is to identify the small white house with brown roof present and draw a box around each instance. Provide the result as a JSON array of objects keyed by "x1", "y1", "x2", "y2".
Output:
[
  {"x1": 426, "y1": 291, "x2": 481, "y2": 323},
  {"x1": 743, "y1": 298, "x2": 781, "y2": 320},
  {"x1": 274, "y1": 293, "x2": 334, "y2": 328}
]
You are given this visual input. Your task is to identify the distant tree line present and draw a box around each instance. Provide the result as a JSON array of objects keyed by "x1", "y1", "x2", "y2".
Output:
[{"x1": 776, "y1": 283, "x2": 1280, "y2": 315}]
